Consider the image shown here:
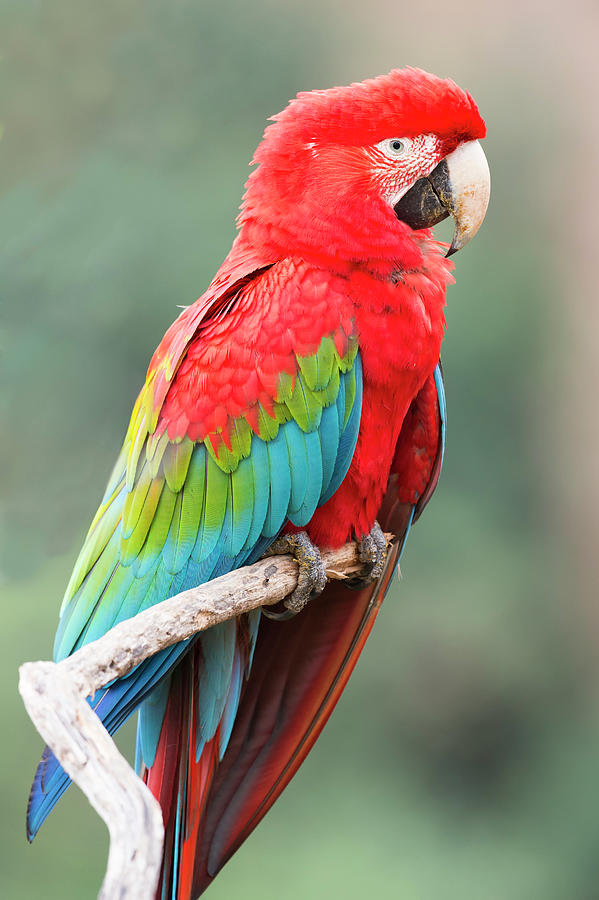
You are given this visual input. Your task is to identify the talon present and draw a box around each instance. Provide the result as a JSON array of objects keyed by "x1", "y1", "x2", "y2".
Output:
[
  {"x1": 262, "y1": 531, "x2": 326, "y2": 620},
  {"x1": 353, "y1": 521, "x2": 388, "y2": 585}
]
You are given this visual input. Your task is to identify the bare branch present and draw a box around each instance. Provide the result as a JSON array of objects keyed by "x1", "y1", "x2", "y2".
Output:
[
  {"x1": 20, "y1": 662, "x2": 164, "y2": 900},
  {"x1": 19, "y1": 537, "x2": 392, "y2": 900}
]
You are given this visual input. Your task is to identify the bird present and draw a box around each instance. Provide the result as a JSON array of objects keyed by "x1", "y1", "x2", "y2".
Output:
[{"x1": 27, "y1": 67, "x2": 489, "y2": 898}]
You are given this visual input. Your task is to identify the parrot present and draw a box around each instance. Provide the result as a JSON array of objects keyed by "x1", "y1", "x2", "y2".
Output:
[{"x1": 26, "y1": 67, "x2": 490, "y2": 898}]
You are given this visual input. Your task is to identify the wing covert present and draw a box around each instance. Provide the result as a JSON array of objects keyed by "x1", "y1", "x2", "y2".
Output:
[{"x1": 28, "y1": 257, "x2": 363, "y2": 842}]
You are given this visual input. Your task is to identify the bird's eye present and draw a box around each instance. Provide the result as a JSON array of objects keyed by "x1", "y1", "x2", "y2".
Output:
[{"x1": 376, "y1": 138, "x2": 410, "y2": 159}]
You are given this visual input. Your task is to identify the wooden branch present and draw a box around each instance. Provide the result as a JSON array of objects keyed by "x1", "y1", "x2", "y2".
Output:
[
  {"x1": 20, "y1": 662, "x2": 165, "y2": 900},
  {"x1": 19, "y1": 537, "x2": 391, "y2": 900}
]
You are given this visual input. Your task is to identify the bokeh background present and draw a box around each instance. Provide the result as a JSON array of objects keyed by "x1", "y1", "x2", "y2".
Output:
[{"x1": 2, "y1": 1, "x2": 599, "y2": 897}]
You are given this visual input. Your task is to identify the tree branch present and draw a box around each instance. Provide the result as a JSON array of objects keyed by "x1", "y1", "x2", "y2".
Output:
[{"x1": 19, "y1": 537, "x2": 391, "y2": 900}]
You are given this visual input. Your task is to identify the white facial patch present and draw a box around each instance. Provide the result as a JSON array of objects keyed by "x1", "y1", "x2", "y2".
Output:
[{"x1": 369, "y1": 133, "x2": 443, "y2": 207}]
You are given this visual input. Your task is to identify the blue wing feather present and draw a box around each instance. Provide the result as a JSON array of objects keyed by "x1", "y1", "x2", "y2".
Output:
[
  {"x1": 263, "y1": 429, "x2": 291, "y2": 536},
  {"x1": 293, "y1": 429, "x2": 323, "y2": 526},
  {"x1": 318, "y1": 402, "x2": 340, "y2": 499},
  {"x1": 320, "y1": 359, "x2": 362, "y2": 504}
]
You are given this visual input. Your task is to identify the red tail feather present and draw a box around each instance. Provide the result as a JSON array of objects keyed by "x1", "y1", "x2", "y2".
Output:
[
  {"x1": 193, "y1": 543, "x2": 400, "y2": 895},
  {"x1": 143, "y1": 648, "x2": 220, "y2": 899},
  {"x1": 142, "y1": 546, "x2": 398, "y2": 899}
]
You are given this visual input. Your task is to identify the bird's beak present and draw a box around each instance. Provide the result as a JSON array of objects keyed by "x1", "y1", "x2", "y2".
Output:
[{"x1": 393, "y1": 139, "x2": 490, "y2": 255}]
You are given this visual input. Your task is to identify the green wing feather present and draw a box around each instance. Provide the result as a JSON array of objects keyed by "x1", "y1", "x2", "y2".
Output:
[{"x1": 53, "y1": 333, "x2": 361, "y2": 664}]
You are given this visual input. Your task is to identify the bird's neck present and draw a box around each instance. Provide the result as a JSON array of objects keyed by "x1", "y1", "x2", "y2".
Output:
[{"x1": 237, "y1": 203, "x2": 427, "y2": 278}]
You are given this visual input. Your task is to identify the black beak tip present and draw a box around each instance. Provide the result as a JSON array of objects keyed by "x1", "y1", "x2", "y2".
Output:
[{"x1": 445, "y1": 245, "x2": 459, "y2": 258}]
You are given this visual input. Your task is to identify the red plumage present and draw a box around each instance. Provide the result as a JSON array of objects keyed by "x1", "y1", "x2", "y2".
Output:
[{"x1": 135, "y1": 67, "x2": 487, "y2": 897}]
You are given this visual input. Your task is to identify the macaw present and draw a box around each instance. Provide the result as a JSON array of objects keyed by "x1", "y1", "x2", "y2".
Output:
[{"x1": 27, "y1": 67, "x2": 489, "y2": 898}]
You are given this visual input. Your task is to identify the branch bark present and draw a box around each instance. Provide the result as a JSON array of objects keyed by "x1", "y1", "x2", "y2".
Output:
[{"x1": 19, "y1": 537, "x2": 390, "y2": 900}]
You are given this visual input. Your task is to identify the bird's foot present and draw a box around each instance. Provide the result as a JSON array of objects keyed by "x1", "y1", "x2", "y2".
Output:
[
  {"x1": 262, "y1": 531, "x2": 327, "y2": 620},
  {"x1": 347, "y1": 521, "x2": 388, "y2": 589}
]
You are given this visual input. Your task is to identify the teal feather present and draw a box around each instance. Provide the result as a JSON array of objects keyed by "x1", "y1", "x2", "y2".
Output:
[
  {"x1": 189, "y1": 545, "x2": 223, "y2": 584},
  {"x1": 241, "y1": 439, "x2": 270, "y2": 552},
  {"x1": 219, "y1": 485, "x2": 235, "y2": 563},
  {"x1": 335, "y1": 368, "x2": 346, "y2": 434},
  {"x1": 171, "y1": 748, "x2": 187, "y2": 900},
  {"x1": 318, "y1": 401, "x2": 340, "y2": 499},
  {"x1": 106, "y1": 555, "x2": 162, "y2": 628},
  {"x1": 136, "y1": 675, "x2": 172, "y2": 769},
  {"x1": 263, "y1": 429, "x2": 291, "y2": 537},
  {"x1": 196, "y1": 620, "x2": 236, "y2": 759},
  {"x1": 320, "y1": 355, "x2": 363, "y2": 504},
  {"x1": 92, "y1": 558, "x2": 175, "y2": 659},
  {"x1": 284, "y1": 420, "x2": 309, "y2": 520},
  {"x1": 218, "y1": 648, "x2": 243, "y2": 758},
  {"x1": 434, "y1": 363, "x2": 447, "y2": 467},
  {"x1": 246, "y1": 607, "x2": 261, "y2": 669},
  {"x1": 76, "y1": 561, "x2": 138, "y2": 648},
  {"x1": 293, "y1": 429, "x2": 323, "y2": 525},
  {"x1": 141, "y1": 559, "x2": 177, "y2": 613}
]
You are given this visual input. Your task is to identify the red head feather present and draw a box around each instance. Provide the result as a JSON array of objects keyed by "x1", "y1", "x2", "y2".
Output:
[
  {"x1": 257, "y1": 67, "x2": 485, "y2": 154},
  {"x1": 239, "y1": 68, "x2": 486, "y2": 269}
]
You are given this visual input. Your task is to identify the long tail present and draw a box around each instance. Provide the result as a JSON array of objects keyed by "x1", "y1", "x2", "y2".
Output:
[
  {"x1": 143, "y1": 647, "x2": 220, "y2": 900},
  {"x1": 144, "y1": 539, "x2": 400, "y2": 899}
]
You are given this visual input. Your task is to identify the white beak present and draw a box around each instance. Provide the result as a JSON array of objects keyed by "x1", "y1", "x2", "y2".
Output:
[{"x1": 443, "y1": 139, "x2": 491, "y2": 255}]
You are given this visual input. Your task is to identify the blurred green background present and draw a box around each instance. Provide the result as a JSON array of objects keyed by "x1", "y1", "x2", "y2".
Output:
[{"x1": 3, "y1": 1, "x2": 599, "y2": 897}]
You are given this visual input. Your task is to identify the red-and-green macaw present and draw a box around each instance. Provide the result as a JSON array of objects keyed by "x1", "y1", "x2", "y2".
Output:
[{"x1": 27, "y1": 68, "x2": 489, "y2": 898}]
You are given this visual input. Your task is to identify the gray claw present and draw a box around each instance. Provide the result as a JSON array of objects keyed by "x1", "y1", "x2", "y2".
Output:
[
  {"x1": 262, "y1": 531, "x2": 327, "y2": 620},
  {"x1": 357, "y1": 521, "x2": 388, "y2": 582}
]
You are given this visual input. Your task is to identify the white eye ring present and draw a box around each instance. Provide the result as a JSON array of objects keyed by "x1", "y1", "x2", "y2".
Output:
[{"x1": 377, "y1": 137, "x2": 410, "y2": 158}]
